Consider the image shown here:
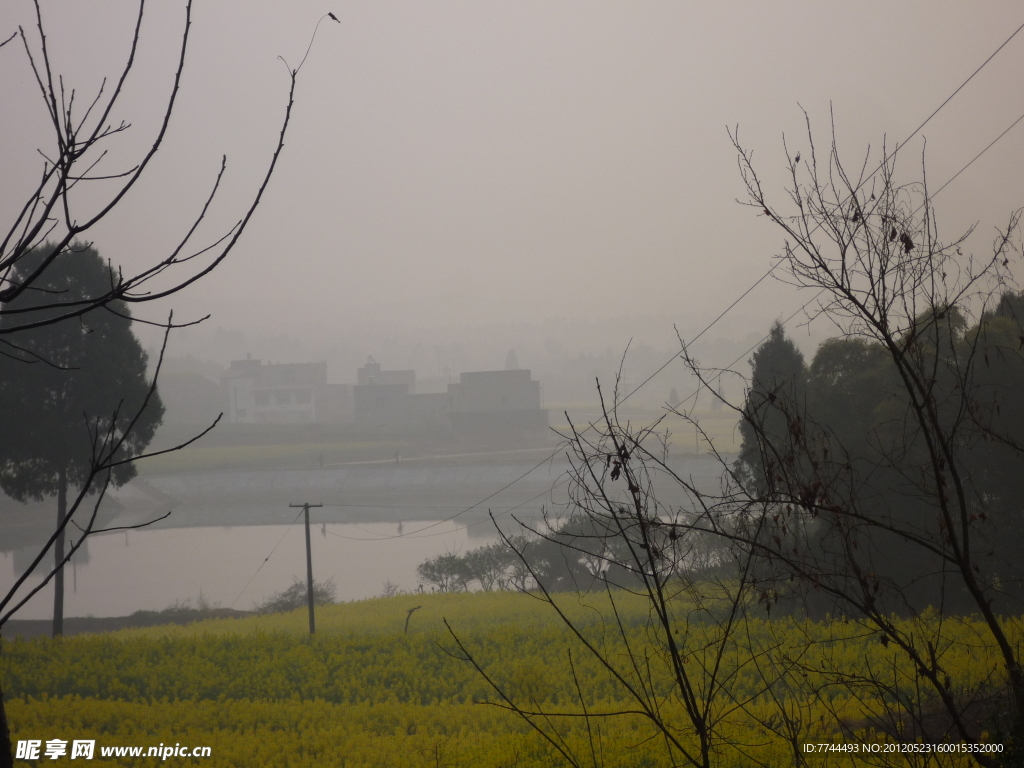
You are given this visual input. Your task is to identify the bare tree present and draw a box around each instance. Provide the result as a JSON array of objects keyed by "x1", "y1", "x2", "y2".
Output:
[
  {"x1": 447, "y1": 383, "x2": 777, "y2": 768},
  {"x1": 452, "y1": 118, "x2": 1023, "y2": 767},
  {"x1": 0, "y1": 2, "x2": 330, "y2": 765},
  {"x1": 0, "y1": 0, "x2": 298, "y2": 343},
  {"x1": 682, "y1": 119, "x2": 1024, "y2": 763}
]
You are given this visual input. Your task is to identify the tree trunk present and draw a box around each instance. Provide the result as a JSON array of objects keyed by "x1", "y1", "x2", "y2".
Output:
[{"x1": 52, "y1": 468, "x2": 67, "y2": 639}]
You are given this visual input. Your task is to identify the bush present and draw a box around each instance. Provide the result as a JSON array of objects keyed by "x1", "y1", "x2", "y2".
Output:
[{"x1": 255, "y1": 577, "x2": 336, "y2": 614}]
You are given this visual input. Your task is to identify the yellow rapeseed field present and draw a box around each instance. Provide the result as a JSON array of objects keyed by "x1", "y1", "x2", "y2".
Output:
[{"x1": 3, "y1": 590, "x2": 1016, "y2": 766}]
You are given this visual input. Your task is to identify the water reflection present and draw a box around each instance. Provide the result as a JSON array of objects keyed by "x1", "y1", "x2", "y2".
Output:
[{"x1": 0, "y1": 520, "x2": 496, "y2": 620}]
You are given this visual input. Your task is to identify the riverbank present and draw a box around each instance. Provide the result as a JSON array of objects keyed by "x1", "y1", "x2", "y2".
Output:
[{"x1": 3, "y1": 606, "x2": 253, "y2": 639}]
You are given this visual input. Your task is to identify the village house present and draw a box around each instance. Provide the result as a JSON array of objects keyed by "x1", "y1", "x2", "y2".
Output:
[
  {"x1": 352, "y1": 358, "x2": 548, "y2": 435},
  {"x1": 221, "y1": 357, "x2": 349, "y2": 424}
]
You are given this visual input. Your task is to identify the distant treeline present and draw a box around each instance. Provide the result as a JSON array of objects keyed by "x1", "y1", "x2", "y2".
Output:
[{"x1": 416, "y1": 518, "x2": 721, "y2": 595}]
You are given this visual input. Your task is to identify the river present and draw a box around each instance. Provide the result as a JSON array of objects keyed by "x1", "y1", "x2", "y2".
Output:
[
  {"x1": 1, "y1": 520, "x2": 498, "y2": 620},
  {"x1": 0, "y1": 451, "x2": 725, "y2": 619}
]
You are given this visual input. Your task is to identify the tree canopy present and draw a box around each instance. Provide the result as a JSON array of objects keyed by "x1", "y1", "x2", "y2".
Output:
[
  {"x1": 0, "y1": 243, "x2": 164, "y2": 639},
  {"x1": 735, "y1": 321, "x2": 806, "y2": 494},
  {"x1": 735, "y1": 294, "x2": 1024, "y2": 614},
  {"x1": 0, "y1": 244, "x2": 164, "y2": 501}
]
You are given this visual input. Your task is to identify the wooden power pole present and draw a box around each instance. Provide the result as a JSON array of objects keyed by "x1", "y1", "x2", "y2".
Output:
[{"x1": 290, "y1": 502, "x2": 323, "y2": 634}]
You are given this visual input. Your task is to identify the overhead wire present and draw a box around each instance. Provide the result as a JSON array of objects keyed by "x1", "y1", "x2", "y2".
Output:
[
  {"x1": 321, "y1": 500, "x2": 548, "y2": 512},
  {"x1": 231, "y1": 18, "x2": 1024, "y2": 571},
  {"x1": 931, "y1": 109, "x2": 1024, "y2": 199},
  {"x1": 313, "y1": 449, "x2": 564, "y2": 541},
  {"x1": 377, "y1": 26, "x2": 1024, "y2": 540},
  {"x1": 225, "y1": 111, "x2": 1024, "y2": 606},
  {"x1": 615, "y1": 17, "x2": 1024, "y2": 412},
  {"x1": 303, "y1": 100, "x2": 1024, "y2": 546},
  {"x1": 652, "y1": 100, "x2": 1024, "y2": 424},
  {"x1": 343, "y1": 298, "x2": 819, "y2": 546},
  {"x1": 322, "y1": 483, "x2": 559, "y2": 541},
  {"x1": 229, "y1": 507, "x2": 304, "y2": 608}
]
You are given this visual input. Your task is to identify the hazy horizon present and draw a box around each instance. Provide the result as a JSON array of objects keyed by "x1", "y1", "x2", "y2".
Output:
[{"x1": 4, "y1": 1, "x2": 1023, "y2": 382}]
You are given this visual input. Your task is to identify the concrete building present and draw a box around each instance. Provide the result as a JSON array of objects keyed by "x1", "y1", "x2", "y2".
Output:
[
  {"x1": 353, "y1": 358, "x2": 448, "y2": 428},
  {"x1": 353, "y1": 359, "x2": 548, "y2": 435},
  {"x1": 221, "y1": 357, "x2": 349, "y2": 424},
  {"x1": 356, "y1": 358, "x2": 415, "y2": 388},
  {"x1": 448, "y1": 369, "x2": 548, "y2": 435}
]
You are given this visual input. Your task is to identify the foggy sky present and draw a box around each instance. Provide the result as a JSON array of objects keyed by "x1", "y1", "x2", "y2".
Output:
[{"x1": 2, "y1": 1, "x2": 1024, "y2": 369}]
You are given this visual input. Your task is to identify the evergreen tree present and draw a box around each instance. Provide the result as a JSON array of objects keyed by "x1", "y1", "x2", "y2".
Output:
[
  {"x1": 0, "y1": 244, "x2": 163, "y2": 637},
  {"x1": 961, "y1": 291, "x2": 1024, "y2": 605},
  {"x1": 667, "y1": 387, "x2": 681, "y2": 409},
  {"x1": 740, "y1": 306, "x2": 1024, "y2": 615},
  {"x1": 735, "y1": 321, "x2": 806, "y2": 493}
]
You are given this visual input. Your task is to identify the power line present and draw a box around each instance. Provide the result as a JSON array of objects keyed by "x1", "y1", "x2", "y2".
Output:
[
  {"x1": 587, "y1": 95, "x2": 1024, "y2": 493},
  {"x1": 931, "y1": 109, "x2": 1024, "y2": 199},
  {"x1": 229, "y1": 507, "x2": 304, "y2": 609},
  {"x1": 320, "y1": 500, "x2": 551, "y2": 512},
  {"x1": 361, "y1": 96, "x2": 1024, "y2": 545},
  {"x1": 652, "y1": 97, "x2": 1024, "y2": 423},
  {"x1": 227, "y1": 21, "x2": 1024, "y2": 566},
  {"x1": 616, "y1": 21, "x2": 1024, "y2": 411},
  {"x1": 382, "y1": 22, "x2": 1024, "y2": 537},
  {"x1": 519, "y1": 100, "x2": 1024, "y2": 510},
  {"x1": 897, "y1": 19, "x2": 1024, "y2": 160},
  {"x1": 322, "y1": 481, "x2": 563, "y2": 541},
  {"x1": 326, "y1": 310, "x2": 819, "y2": 544},
  {"x1": 315, "y1": 450, "x2": 564, "y2": 542}
]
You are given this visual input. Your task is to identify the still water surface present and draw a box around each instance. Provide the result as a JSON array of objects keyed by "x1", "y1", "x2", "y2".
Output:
[{"x1": 0, "y1": 520, "x2": 495, "y2": 620}]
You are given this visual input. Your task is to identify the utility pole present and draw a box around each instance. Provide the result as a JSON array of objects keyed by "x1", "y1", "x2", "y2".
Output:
[{"x1": 289, "y1": 502, "x2": 323, "y2": 634}]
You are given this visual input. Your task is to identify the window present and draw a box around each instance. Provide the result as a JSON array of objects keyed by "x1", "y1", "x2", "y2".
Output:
[
  {"x1": 296, "y1": 390, "x2": 311, "y2": 404},
  {"x1": 254, "y1": 392, "x2": 269, "y2": 406}
]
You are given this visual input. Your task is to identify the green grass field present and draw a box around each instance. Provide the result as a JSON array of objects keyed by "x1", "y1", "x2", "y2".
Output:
[
  {"x1": 138, "y1": 437, "x2": 416, "y2": 475},
  {"x1": 138, "y1": 407, "x2": 740, "y2": 476}
]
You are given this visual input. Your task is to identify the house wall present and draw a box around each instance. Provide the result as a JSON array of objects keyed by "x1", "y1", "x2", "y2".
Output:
[
  {"x1": 449, "y1": 369, "x2": 541, "y2": 413},
  {"x1": 357, "y1": 360, "x2": 415, "y2": 388},
  {"x1": 222, "y1": 359, "x2": 347, "y2": 424},
  {"x1": 351, "y1": 362, "x2": 548, "y2": 435},
  {"x1": 353, "y1": 382, "x2": 412, "y2": 425}
]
